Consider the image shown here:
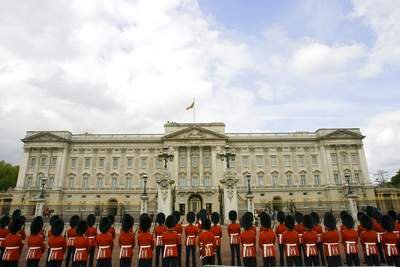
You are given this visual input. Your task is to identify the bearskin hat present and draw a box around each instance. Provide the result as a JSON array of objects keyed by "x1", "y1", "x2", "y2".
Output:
[
  {"x1": 9, "y1": 218, "x2": 23, "y2": 234},
  {"x1": 173, "y1": 211, "x2": 181, "y2": 223},
  {"x1": 211, "y1": 212, "x2": 220, "y2": 224},
  {"x1": 156, "y1": 212, "x2": 166, "y2": 225},
  {"x1": 140, "y1": 213, "x2": 152, "y2": 232},
  {"x1": 381, "y1": 215, "x2": 395, "y2": 232},
  {"x1": 202, "y1": 218, "x2": 211, "y2": 230},
  {"x1": 310, "y1": 212, "x2": 320, "y2": 225},
  {"x1": 99, "y1": 217, "x2": 111, "y2": 234},
  {"x1": 260, "y1": 212, "x2": 271, "y2": 229},
  {"x1": 397, "y1": 213, "x2": 400, "y2": 223},
  {"x1": 342, "y1": 214, "x2": 355, "y2": 229},
  {"x1": 360, "y1": 215, "x2": 373, "y2": 230},
  {"x1": 357, "y1": 211, "x2": 365, "y2": 222},
  {"x1": 388, "y1": 210, "x2": 397, "y2": 221},
  {"x1": 107, "y1": 215, "x2": 115, "y2": 225},
  {"x1": 165, "y1": 215, "x2": 177, "y2": 229},
  {"x1": 244, "y1": 212, "x2": 254, "y2": 223},
  {"x1": 324, "y1": 212, "x2": 336, "y2": 230},
  {"x1": 69, "y1": 215, "x2": 80, "y2": 228},
  {"x1": 340, "y1": 211, "x2": 349, "y2": 220},
  {"x1": 277, "y1": 211, "x2": 286, "y2": 223},
  {"x1": 186, "y1": 212, "x2": 195, "y2": 224},
  {"x1": 198, "y1": 209, "x2": 207, "y2": 221},
  {"x1": 285, "y1": 215, "x2": 295, "y2": 230},
  {"x1": 229, "y1": 210, "x2": 238, "y2": 221},
  {"x1": 87, "y1": 214, "x2": 96, "y2": 227},
  {"x1": 0, "y1": 215, "x2": 10, "y2": 228},
  {"x1": 121, "y1": 215, "x2": 134, "y2": 232},
  {"x1": 303, "y1": 214, "x2": 314, "y2": 230},
  {"x1": 372, "y1": 210, "x2": 382, "y2": 223},
  {"x1": 366, "y1": 206, "x2": 375, "y2": 217},
  {"x1": 11, "y1": 209, "x2": 21, "y2": 221},
  {"x1": 49, "y1": 215, "x2": 60, "y2": 228},
  {"x1": 76, "y1": 220, "x2": 88, "y2": 236},
  {"x1": 295, "y1": 212, "x2": 303, "y2": 224},
  {"x1": 19, "y1": 215, "x2": 26, "y2": 226},
  {"x1": 51, "y1": 219, "x2": 65, "y2": 236},
  {"x1": 30, "y1": 216, "x2": 44, "y2": 235}
]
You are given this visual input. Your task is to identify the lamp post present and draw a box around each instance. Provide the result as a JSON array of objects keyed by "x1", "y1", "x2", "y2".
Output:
[
  {"x1": 158, "y1": 147, "x2": 174, "y2": 169},
  {"x1": 35, "y1": 176, "x2": 47, "y2": 216},
  {"x1": 245, "y1": 173, "x2": 254, "y2": 213},
  {"x1": 217, "y1": 145, "x2": 236, "y2": 169},
  {"x1": 141, "y1": 174, "x2": 149, "y2": 214},
  {"x1": 246, "y1": 173, "x2": 252, "y2": 194},
  {"x1": 345, "y1": 173, "x2": 353, "y2": 195},
  {"x1": 344, "y1": 170, "x2": 357, "y2": 220}
]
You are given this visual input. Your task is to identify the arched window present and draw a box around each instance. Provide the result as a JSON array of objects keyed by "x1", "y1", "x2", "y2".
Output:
[
  {"x1": 69, "y1": 176, "x2": 75, "y2": 188},
  {"x1": 179, "y1": 175, "x2": 186, "y2": 186},
  {"x1": 271, "y1": 172, "x2": 279, "y2": 187},
  {"x1": 287, "y1": 174, "x2": 292, "y2": 186},
  {"x1": 192, "y1": 175, "x2": 198, "y2": 186},
  {"x1": 300, "y1": 173, "x2": 307, "y2": 186},
  {"x1": 112, "y1": 176, "x2": 118, "y2": 189},
  {"x1": 82, "y1": 176, "x2": 89, "y2": 189},
  {"x1": 125, "y1": 176, "x2": 132, "y2": 188},
  {"x1": 257, "y1": 173, "x2": 265, "y2": 186},
  {"x1": 204, "y1": 174, "x2": 211, "y2": 186}
]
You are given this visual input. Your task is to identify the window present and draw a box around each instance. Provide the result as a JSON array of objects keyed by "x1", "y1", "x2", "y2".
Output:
[
  {"x1": 270, "y1": 156, "x2": 277, "y2": 167},
  {"x1": 192, "y1": 156, "x2": 199, "y2": 167},
  {"x1": 256, "y1": 156, "x2": 263, "y2": 167},
  {"x1": 98, "y1": 158, "x2": 105, "y2": 169},
  {"x1": 179, "y1": 156, "x2": 186, "y2": 168},
  {"x1": 84, "y1": 158, "x2": 91, "y2": 169},
  {"x1": 284, "y1": 155, "x2": 291, "y2": 167},
  {"x1": 40, "y1": 157, "x2": 47, "y2": 167},
  {"x1": 258, "y1": 175, "x2": 264, "y2": 186},
  {"x1": 331, "y1": 153, "x2": 338, "y2": 165},
  {"x1": 48, "y1": 177, "x2": 54, "y2": 188},
  {"x1": 203, "y1": 156, "x2": 211, "y2": 168},
  {"x1": 82, "y1": 176, "x2": 88, "y2": 189},
  {"x1": 127, "y1": 158, "x2": 133, "y2": 169},
  {"x1": 71, "y1": 158, "x2": 77, "y2": 169},
  {"x1": 204, "y1": 175, "x2": 211, "y2": 186},
  {"x1": 351, "y1": 153, "x2": 358, "y2": 164},
  {"x1": 287, "y1": 175, "x2": 292, "y2": 186},
  {"x1": 341, "y1": 153, "x2": 348, "y2": 164},
  {"x1": 311, "y1": 155, "x2": 318, "y2": 165},
  {"x1": 300, "y1": 175, "x2": 306, "y2": 186},
  {"x1": 314, "y1": 175, "x2": 321, "y2": 185},
  {"x1": 334, "y1": 172, "x2": 340, "y2": 184},
  {"x1": 30, "y1": 157, "x2": 36, "y2": 167},
  {"x1": 113, "y1": 158, "x2": 119, "y2": 169},
  {"x1": 51, "y1": 157, "x2": 57, "y2": 167},
  {"x1": 126, "y1": 177, "x2": 132, "y2": 188},
  {"x1": 354, "y1": 172, "x2": 360, "y2": 183},
  {"x1": 96, "y1": 177, "x2": 103, "y2": 188},
  {"x1": 192, "y1": 175, "x2": 199, "y2": 186},
  {"x1": 297, "y1": 155, "x2": 304, "y2": 167},
  {"x1": 26, "y1": 177, "x2": 32, "y2": 187},
  {"x1": 155, "y1": 158, "x2": 162, "y2": 169},
  {"x1": 69, "y1": 177, "x2": 75, "y2": 188},
  {"x1": 242, "y1": 156, "x2": 249, "y2": 168},
  {"x1": 179, "y1": 175, "x2": 186, "y2": 186},
  {"x1": 112, "y1": 177, "x2": 117, "y2": 189},
  {"x1": 141, "y1": 158, "x2": 147, "y2": 169},
  {"x1": 272, "y1": 175, "x2": 278, "y2": 186}
]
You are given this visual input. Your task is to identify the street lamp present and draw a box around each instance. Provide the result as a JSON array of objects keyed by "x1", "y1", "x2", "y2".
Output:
[
  {"x1": 158, "y1": 147, "x2": 174, "y2": 169},
  {"x1": 344, "y1": 171, "x2": 353, "y2": 195},
  {"x1": 217, "y1": 145, "x2": 236, "y2": 169},
  {"x1": 141, "y1": 174, "x2": 149, "y2": 214},
  {"x1": 142, "y1": 174, "x2": 148, "y2": 196},
  {"x1": 246, "y1": 173, "x2": 252, "y2": 194},
  {"x1": 39, "y1": 176, "x2": 47, "y2": 199}
]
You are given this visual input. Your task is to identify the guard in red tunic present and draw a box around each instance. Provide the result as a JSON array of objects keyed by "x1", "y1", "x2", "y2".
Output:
[
  {"x1": 258, "y1": 212, "x2": 276, "y2": 267},
  {"x1": 210, "y1": 212, "x2": 222, "y2": 265},
  {"x1": 2, "y1": 218, "x2": 23, "y2": 267},
  {"x1": 360, "y1": 214, "x2": 380, "y2": 266},
  {"x1": 294, "y1": 212, "x2": 305, "y2": 265},
  {"x1": 357, "y1": 212, "x2": 366, "y2": 236},
  {"x1": 310, "y1": 212, "x2": 325, "y2": 266},
  {"x1": 138, "y1": 214, "x2": 154, "y2": 267},
  {"x1": 0, "y1": 215, "x2": 10, "y2": 266},
  {"x1": 106, "y1": 215, "x2": 116, "y2": 240},
  {"x1": 339, "y1": 211, "x2": 349, "y2": 233},
  {"x1": 154, "y1": 213, "x2": 167, "y2": 267},
  {"x1": 86, "y1": 214, "x2": 97, "y2": 267},
  {"x1": 173, "y1": 211, "x2": 183, "y2": 267},
  {"x1": 119, "y1": 214, "x2": 135, "y2": 267},
  {"x1": 341, "y1": 213, "x2": 360, "y2": 266},
  {"x1": 26, "y1": 216, "x2": 46, "y2": 267},
  {"x1": 322, "y1": 212, "x2": 341, "y2": 267},
  {"x1": 372, "y1": 211, "x2": 386, "y2": 264},
  {"x1": 65, "y1": 215, "x2": 80, "y2": 267},
  {"x1": 282, "y1": 215, "x2": 301, "y2": 267},
  {"x1": 184, "y1": 212, "x2": 198, "y2": 267},
  {"x1": 240, "y1": 212, "x2": 256, "y2": 267},
  {"x1": 275, "y1": 211, "x2": 287, "y2": 267},
  {"x1": 47, "y1": 219, "x2": 67, "y2": 267},
  {"x1": 95, "y1": 217, "x2": 113, "y2": 267},
  {"x1": 162, "y1": 215, "x2": 179, "y2": 267},
  {"x1": 381, "y1": 215, "x2": 400, "y2": 266},
  {"x1": 198, "y1": 218, "x2": 216, "y2": 266},
  {"x1": 73, "y1": 220, "x2": 89, "y2": 267},
  {"x1": 388, "y1": 210, "x2": 399, "y2": 238},
  {"x1": 302, "y1": 214, "x2": 319, "y2": 266},
  {"x1": 47, "y1": 215, "x2": 60, "y2": 239},
  {"x1": 228, "y1": 210, "x2": 241, "y2": 266}
]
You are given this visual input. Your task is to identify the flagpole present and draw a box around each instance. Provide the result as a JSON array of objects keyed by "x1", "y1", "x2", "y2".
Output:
[{"x1": 193, "y1": 98, "x2": 196, "y2": 123}]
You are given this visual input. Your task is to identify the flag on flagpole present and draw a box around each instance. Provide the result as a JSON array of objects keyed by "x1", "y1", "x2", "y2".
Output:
[{"x1": 186, "y1": 99, "x2": 195, "y2": 110}]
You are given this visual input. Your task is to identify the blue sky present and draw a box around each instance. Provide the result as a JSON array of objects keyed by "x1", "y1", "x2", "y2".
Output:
[{"x1": 0, "y1": 0, "x2": 399, "y2": 178}]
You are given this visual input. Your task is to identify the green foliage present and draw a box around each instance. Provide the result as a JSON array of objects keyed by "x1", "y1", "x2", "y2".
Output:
[
  {"x1": 390, "y1": 169, "x2": 400, "y2": 188},
  {"x1": 0, "y1": 160, "x2": 19, "y2": 191}
]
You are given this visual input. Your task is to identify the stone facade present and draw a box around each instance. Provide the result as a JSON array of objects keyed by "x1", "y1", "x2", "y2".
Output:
[{"x1": 11, "y1": 122, "x2": 376, "y2": 220}]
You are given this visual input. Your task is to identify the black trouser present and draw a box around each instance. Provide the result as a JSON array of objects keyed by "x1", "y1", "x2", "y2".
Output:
[
  {"x1": 285, "y1": 256, "x2": 301, "y2": 266},
  {"x1": 185, "y1": 246, "x2": 196, "y2": 267},
  {"x1": 201, "y1": 256, "x2": 215, "y2": 266},
  {"x1": 26, "y1": 259, "x2": 39, "y2": 267},
  {"x1": 215, "y1": 246, "x2": 222, "y2": 265},
  {"x1": 263, "y1": 257, "x2": 276, "y2": 267},
  {"x1": 386, "y1": 255, "x2": 400, "y2": 266},
  {"x1": 316, "y1": 243, "x2": 325, "y2": 266},
  {"x1": 120, "y1": 257, "x2": 132, "y2": 267},
  {"x1": 2, "y1": 261, "x2": 18, "y2": 267},
  {"x1": 65, "y1": 247, "x2": 75, "y2": 267},
  {"x1": 177, "y1": 244, "x2": 182, "y2": 267},
  {"x1": 47, "y1": 261, "x2": 62, "y2": 267},
  {"x1": 230, "y1": 244, "x2": 241, "y2": 266},
  {"x1": 96, "y1": 258, "x2": 111, "y2": 267},
  {"x1": 304, "y1": 255, "x2": 319, "y2": 266},
  {"x1": 326, "y1": 255, "x2": 341, "y2": 267},
  {"x1": 72, "y1": 261, "x2": 87, "y2": 267},
  {"x1": 365, "y1": 255, "x2": 380, "y2": 266},
  {"x1": 298, "y1": 244, "x2": 304, "y2": 266},
  {"x1": 156, "y1": 246, "x2": 164, "y2": 267},
  {"x1": 138, "y1": 259, "x2": 152, "y2": 267},
  {"x1": 377, "y1": 243, "x2": 386, "y2": 263},
  {"x1": 163, "y1": 256, "x2": 178, "y2": 267},
  {"x1": 243, "y1": 257, "x2": 256, "y2": 267},
  {"x1": 88, "y1": 247, "x2": 95, "y2": 267},
  {"x1": 278, "y1": 244, "x2": 285, "y2": 266},
  {"x1": 345, "y1": 253, "x2": 360, "y2": 266}
]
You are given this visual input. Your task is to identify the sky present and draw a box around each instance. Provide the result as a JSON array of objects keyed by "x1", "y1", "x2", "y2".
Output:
[{"x1": 0, "y1": 0, "x2": 399, "y2": 178}]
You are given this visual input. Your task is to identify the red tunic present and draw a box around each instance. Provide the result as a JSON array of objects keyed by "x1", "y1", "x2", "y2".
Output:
[
  {"x1": 154, "y1": 225, "x2": 168, "y2": 247},
  {"x1": 360, "y1": 230, "x2": 378, "y2": 256},
  {"x1": 19, "y1": 228, "x2": 26, "y2": 241},
  {"x1": 322, "y1": 230, "x2": 340, "y2": 256},
  {"x1": 340, "y1": 224, "x2": 347, "y2": 233},
  {"x1": 73, "y1": 236, "x2": 89, "y2": 262},
  {"x1": 198, "y1": 230, "x2": 215, "y2": 258},
  {"x1": 394, "y1": 223, "x2": 400, "y2": 239},
  {"x1": 260, "y1": 226, "x2": 268, "y2": 233},
  {"x1": 227, "y1": 223, "x2": 241, "y2": 245},
  {"x1": 47, "y1": 228, "x2": 53, "y2": 238},
  {"x1": 275, "y1": 223, "x2": 287, "y2": 245},
  {"x1": 240, "y1": 230, "x2": 256, "y2": 258},
  {"x1": 96, "y1": 233, "x2": 113, "y2": 260},
  {"x1": 373, "y1": 223, "x2": 384, "y2": 243},
  {"x1": 107, "y1": 227, "x2": 116, "y2": 240},
  {"x1": 175, "y1": 223, "x2": 183, "y2": 245},
  {"x1": 26, "y1": 234, "x2": 46, "y2": 260},
  {"x1": 2, "y1": 234, "x2": 23, "y2": 261},
  {"x1": 162, "y1": 229, "x2": 179, "y2": 258},
  {"x1": 382, "y1": 232, "x2": 399, "y2": 257},
  {"x1": 341, "y1": 229, "x2": 359, "y2": 254},
  {"x1": 47, "y1": 235, "x2": 67, "y2": 261},
  {"x1": 303, "y1": 230, "x2": 318, "y2": 257},
  {"x1": 357, "y1": 224, "x2": 366, "y2": 236},
  {"x1": 66, "y1": 228, "x2": 77, "y2": 247},
  {"x1": 210, "y1": 225, "x2": 222, "y2": 247},
  {"x1": 282, "y1": 230, "x2": 299, "y2": 256},
  {"x1": 86, "y1": 226, "x2": 97, "y2": 247},
  {"x1": 138, "y1": 231, "x2": 154, "y2": 259},
  {"x1": 295, "y1": 224, "x2": 305, "y2": 244},
  {"x1": 313, "y1": 224, "x2": 323, "y2": 243},
  {"x1": 185, "y1": 224, "x2": 198, "y2": 246},
  {"x1": 259, "y1": 228, "x2": 276, "y2": 257},
  {"x1": 119, "y1": 230, "x2": 135, "y2": 259},
  {"x1": 0, "y1": 228, "x2": 9, "y2": 248}
]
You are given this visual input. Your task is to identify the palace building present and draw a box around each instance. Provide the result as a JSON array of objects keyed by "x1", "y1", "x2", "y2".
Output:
[{"x1": 11, "y1": 122, "x2": 376, "y2": 220}]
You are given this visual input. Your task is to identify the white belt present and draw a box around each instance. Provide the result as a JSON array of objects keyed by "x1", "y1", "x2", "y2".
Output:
[
  {"x1": 345, "y1": 241, "x2": 357, "y2": 254},
  {"x1": 243, "y1": 243, "x2": 254, "y2": 258},
  {"x1": 67, "y1": 237, "x2": 75, "y2": 246},
  {"x1": 305, "y1": 244, "x2": 317, "y2": 257},
  {"x1": 324, "y1": 242, "x2": 339, "y2": 256},
  {"x1": 286, "y1": 243, "x2": 297, "y2": 256},
  {"x1": 139, "y1": 245, "x2": 151, "y2": 259},
  {"x1": 97, "y1": 245, "x2": 110, "y2": 260},
  {"x1": 386, "y1": 243, "x2": 398, "y2": 257},
  {"x1": 163, "y1": 244, "x2": 176, "y2": 258},
  {"x1": 26, "y1": 246, "x2": 41, "y2": 260},
  {"x1": 186, "y1": 235, "x2": 196, "y2": 246},
  {"x1": 88, "y1": 236, "x2": 95, "y2": 239},
  {"x1": 263, "y1": 243, "x2": 274, "y2": 257},
  {"x1": 230, "y1": 233, "x2": 239, "y2": 244},
  {"x1": 2, "y1": 246, "x2": 19, "y2": 260},
  {"x1": 156, "y1": 235, "x2": 163, "y2": 246},
  {"x1": 200, "y1": 243, "x2": 213, "y2": 259},
  {"x1": 365, "y1": 242, "x2": 377, "y2": 256},
  {"x1": 120, "y1": 245, "x2": 132, "y2": 259},
  {"x1": 48, "y1": 247, "x2": 63, "y2": 262},
  {"x1": 278, "y1": 234, "x2": 283, "y2": 244},
  {"x1": 73, "y1": 248, "x2": 87, "y2": 262},
  {"x1": 377, "y1": 232, "x2": 383, "y2": 243}
]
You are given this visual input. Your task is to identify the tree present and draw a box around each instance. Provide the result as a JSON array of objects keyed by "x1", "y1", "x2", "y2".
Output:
[
  {"x1": 390, "y1": 169, "x2": 400, "y2": 188},
  {"x1": 374, "y1": 169, "x2": 390, "y2": 187},
  {"x1": 0, "y1": 160, "x2": 19, "y2": 191}
]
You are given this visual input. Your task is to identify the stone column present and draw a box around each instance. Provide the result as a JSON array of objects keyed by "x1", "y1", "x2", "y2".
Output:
[
  {"x1": 320, "y1": 145, "x2": 333, "y2": 185},
  {"x1": 358, "y1": 145, "x2": 371, "y2": 184},
  {"x1": 199, "y1": 147, "x2": 203, "y2": 186},
  {"x1": 156, "y1": 171, "x2": 174, "y2": 214},
  {"x1": 34, "y1": 198, "x2": 45, "y2": 217},
  {"x1": 186, "y1": 147, "x2": 191, "y2": 187},
  {"x1": 220, "y1": 170, "x2": 239, "y2": 224},
  {"x1": 246, "y1": 192, "x2": 255, "y2": 213},
  {"x1": 347, "y1": 193, "x2": 358, "y2": 220},
  {"x1": 16, "y1": 148, "x2": 30, "y2": 189},
  {"x1": 140, "y1": 194, "x2": 149, "y2": 214}
]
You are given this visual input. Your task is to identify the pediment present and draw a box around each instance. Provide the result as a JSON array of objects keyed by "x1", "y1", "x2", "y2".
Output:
[
  {"x1": 162, "y1": 126, "x2": 226, "y2": 140},
  {"x1": 320, "y1": 129, "x2": 364, "y2": 140},
  {"x1": 22, "y1": 132, "x2": 69, "y2": 143}
]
